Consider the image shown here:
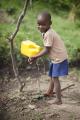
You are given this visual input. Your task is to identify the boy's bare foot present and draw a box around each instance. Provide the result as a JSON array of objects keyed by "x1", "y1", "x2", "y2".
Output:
[
  {"x1": 53, "y1": 99, "x2": 62, "y2": 105},
  {"x1": 44, "y1": 92, "x2": 54, "y2": 97},
  {"x1": 44, "y1": 92, "x2": 63, "y2": 98}
]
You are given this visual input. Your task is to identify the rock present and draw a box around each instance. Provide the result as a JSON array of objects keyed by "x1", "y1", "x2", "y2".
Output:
[
  {"x1": 26, "y1": 66, "x2": 32, "y2": 70},
  {"x1": 28, "y1": 104, "x2": 36, "y2": 110}
]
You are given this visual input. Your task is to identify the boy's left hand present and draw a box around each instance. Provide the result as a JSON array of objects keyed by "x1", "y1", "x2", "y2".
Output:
[{"x1": 28, "y1": 56, "x2": 37, "y2": 64}]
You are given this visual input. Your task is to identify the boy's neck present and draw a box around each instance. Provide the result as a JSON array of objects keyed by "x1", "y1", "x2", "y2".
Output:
[
  {"x1": 42, "y1": 27, "x2": 51, "y2": 38},
  {"x1": 45, "y1": 27, "x2": 50, "y2": 33},
  {"x1": 42, "y1": 27, "x2": 51, "y2": 34}
]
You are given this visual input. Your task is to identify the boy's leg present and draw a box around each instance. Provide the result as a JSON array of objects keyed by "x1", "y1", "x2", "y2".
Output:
[
  {"x1": 44, "y1": 77, "x2": 54, "y2": 96},
  {"x1": 53, "y1": 77, "x2": 62, "y2": 104}
]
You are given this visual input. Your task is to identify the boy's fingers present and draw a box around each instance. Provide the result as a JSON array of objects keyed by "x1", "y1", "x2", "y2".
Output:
[
  {"x1": 28, "y1": 58, "x2": 32, "y2": 62},
  {"x1": 29, "y1": 62, "x2": 32, "y2": 64},
  {"x1": 28, "y1": 58, "x2": 33, "y2": 64},
  {"x1": 28, "y1": 58, "x2": 30, "y2": 62},
  {"x1": 28, "y1": 57, "x2": 36, "y2": 64}
]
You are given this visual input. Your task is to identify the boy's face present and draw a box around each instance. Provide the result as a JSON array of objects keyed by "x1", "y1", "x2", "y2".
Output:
[{"x1": 37, "y1": 15, "x2": 50, "y2": 33}]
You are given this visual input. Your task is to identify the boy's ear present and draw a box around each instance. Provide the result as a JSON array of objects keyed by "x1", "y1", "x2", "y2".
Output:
[{"x1": 50, "y1": 20, "x2": 52, "y2": 25}]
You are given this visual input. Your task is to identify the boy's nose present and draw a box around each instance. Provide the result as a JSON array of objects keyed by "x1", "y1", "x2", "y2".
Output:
[{"x1": 38, "y1": 25, "x2": 42, "y2": 28}]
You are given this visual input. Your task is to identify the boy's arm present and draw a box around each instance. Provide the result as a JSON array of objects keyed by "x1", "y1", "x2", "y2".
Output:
[
  {"x1": 35, "y1": 46, "x2": 50, "y2": 57},
  {"x1": 28, "y1": 46, "x2": 50, "y2": 63}
]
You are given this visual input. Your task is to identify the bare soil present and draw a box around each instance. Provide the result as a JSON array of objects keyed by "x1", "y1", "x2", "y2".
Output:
[{"x1": 0, "y1": 67, "x2": 80, "y2": 120}]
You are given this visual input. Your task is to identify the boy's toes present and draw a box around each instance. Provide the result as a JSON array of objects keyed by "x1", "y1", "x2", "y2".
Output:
[
  {"x1": 44, "y1": 93, "x2": 54, "y2": 97},
  {"x1": 47, "y1": 99, "x2": 62, "y2": 105},
  {"x1": 53, "y1": 99, "x2": 62, "y2": 105}
]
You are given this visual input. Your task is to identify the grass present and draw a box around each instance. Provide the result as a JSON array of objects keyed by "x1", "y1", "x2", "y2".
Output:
[
  {"x1": 15, "y1": 1, "x2": 80, "y2": 49},
  {"x1": 0, "y1": 0, "x2": 80, "y2": 62}
]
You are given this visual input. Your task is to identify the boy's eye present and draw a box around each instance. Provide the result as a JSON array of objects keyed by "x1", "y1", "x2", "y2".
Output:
[
  {"x1": 37, "y1": 25, "x2": 45, "y2": 28},
  {"x1": 37, "y1": 21, "x2": 46, "y2": 26},
  {"x1": 37, "y1": 23, "x2": 46, "y2": 27}
]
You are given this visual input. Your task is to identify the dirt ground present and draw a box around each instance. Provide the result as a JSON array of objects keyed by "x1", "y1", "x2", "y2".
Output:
[{"x1": 0, "y1": 67, "x2": 80, "y2": 120}]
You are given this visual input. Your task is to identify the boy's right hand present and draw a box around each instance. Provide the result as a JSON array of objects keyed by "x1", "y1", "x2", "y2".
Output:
[
  {"x1": 28, "y1": 58, "x2": 33, "y2": 64},
  {"x1": 28, "y1": 56, "x2": 37, "y2": 64}
]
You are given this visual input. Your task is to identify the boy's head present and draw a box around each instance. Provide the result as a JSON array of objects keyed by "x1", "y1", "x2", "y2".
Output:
[{"x1": 37, "y1": 11, "x2": 52, "y2": 33}]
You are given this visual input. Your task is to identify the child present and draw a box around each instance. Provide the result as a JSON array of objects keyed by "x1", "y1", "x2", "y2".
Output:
[{"x1": 28, "y1": 12, "x2": 68, "y2": 104}]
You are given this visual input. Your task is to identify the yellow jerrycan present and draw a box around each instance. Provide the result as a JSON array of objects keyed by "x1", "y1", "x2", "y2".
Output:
[{"x1": 21, "y1": 40, "x2": 42, "y2": 57}]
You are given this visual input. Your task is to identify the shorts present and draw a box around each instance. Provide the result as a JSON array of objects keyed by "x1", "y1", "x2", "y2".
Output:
[{"x1": 49, "y1": 59, "x2": 68, "y2": 77}]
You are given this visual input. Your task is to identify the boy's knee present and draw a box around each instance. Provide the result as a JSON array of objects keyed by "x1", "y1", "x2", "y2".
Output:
[
  {"x1": 53, "y1": 77, "x2": 58, "y2": 79},
  {"x1": 52, "y1": 77, "x2": 59, "y2": 82}
]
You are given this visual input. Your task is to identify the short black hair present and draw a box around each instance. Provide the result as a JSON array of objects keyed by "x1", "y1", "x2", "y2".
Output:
[{"x1": 38, "y1": 11, "x2": 52, "y2": 25}]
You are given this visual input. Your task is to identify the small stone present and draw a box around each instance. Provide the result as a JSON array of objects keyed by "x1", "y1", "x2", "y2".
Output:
[
  {"x1": 28, "y1": 104, "x2": 36, "y2": 110},
  {"x1": 21, "y1": 96, "x2": 26, "y2": 101},
  {"x1": 26, "y1": 66, "x2": 32, "y2": 70}
]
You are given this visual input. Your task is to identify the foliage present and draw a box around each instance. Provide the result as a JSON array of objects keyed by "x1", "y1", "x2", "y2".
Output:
[
  {"x1": 0, "y1": 39, "x2": 10, "y2": 67},
  {"x1": 6, "y1": 7, "x2": 17, "y2": 15},
  {"x1": 37, "y1": 0, "x2": 80, "y2": 19},
  {"x1": 0, "y1": 0, "x2": 80, "y2": 67}
]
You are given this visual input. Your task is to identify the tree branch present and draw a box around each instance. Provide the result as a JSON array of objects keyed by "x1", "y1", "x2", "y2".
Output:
[
  {"x1": 8, "y1": 0, "x2": 30, "y2": 42},
  {"x1": 7, "y1": 0, "x2": 30, "y2": 92}
]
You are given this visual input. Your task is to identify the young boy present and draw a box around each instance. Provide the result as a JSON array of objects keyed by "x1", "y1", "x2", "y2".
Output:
[{"x1": 28, "y1": 12, "x2": 68, "y2": 104}]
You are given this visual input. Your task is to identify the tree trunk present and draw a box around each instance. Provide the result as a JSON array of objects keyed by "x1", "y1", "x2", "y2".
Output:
[
  {"x1": 29, "y1": 0, "x2": 32, "y2": 7},
  {"x1": 68, "y1": 4, "x2": 76, "y2": 22}
]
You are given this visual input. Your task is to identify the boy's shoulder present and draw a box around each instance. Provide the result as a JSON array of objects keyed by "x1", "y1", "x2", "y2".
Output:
[
  {"x1": 44, "y1": 28, "x2": 57, "y2": 38},
  {"x1": 44, "y1": 28, "x2": 62, "y2": 42}
]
